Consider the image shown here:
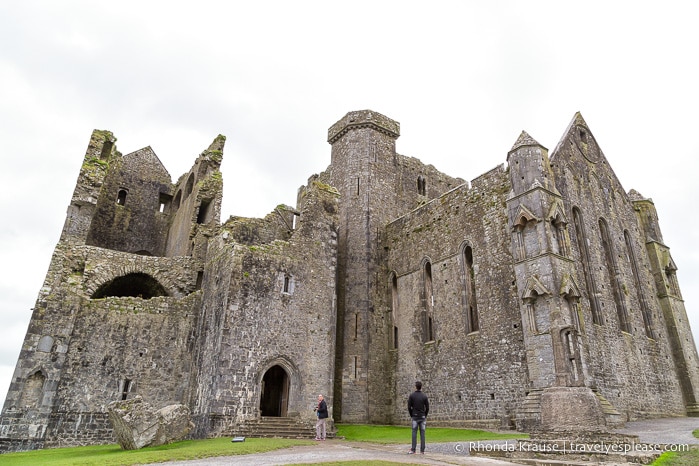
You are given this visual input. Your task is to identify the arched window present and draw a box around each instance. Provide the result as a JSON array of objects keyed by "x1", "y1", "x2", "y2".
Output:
[
  {"x1": 599, "y1": 218, "x2": 630, "y2": 333},
  {"x1": 116, "y1": 189, "x2": 128, "y2": 205},
  {"x1": 624, "y1": 230, "x2": 654, "y2": 339},
  {"x1": 551, "y1": 214, "x2": 569, "y2": 256},
  {"x1": 461, "y1": 245, "x2": 479, "y2": 333},
  {"x1": 391, "y1": 273, "x2": 398, "y2": 349},
  {"x1": 417, "y1": 176, "x2": 426, "y2": 196},
  {"x1": 20, "y1": 371, "x2": 46, "y2": 409},
  {"x1": 572, "y1": 207, "x2": 602, "y2": 325},
  {"x1": 173, "y1": 190, "x2": 182, "y2": 210},
  {"x1": 422, "y1": 260, "x2": 435, "y2": 342},
  {"x1": 185, "y1": 173, "x2": 195, "y2": 199},
  {"x1": 282, "y1": 274, "x2": 292, "y2": 293}
]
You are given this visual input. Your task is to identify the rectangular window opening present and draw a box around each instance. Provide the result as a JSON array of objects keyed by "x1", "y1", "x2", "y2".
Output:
[
  {"x1": 197, "y1": 199, "x2": 212, "y2": 224},
  {"x1": 121, "y1": 379, "x2": 132, "y2": 400}
]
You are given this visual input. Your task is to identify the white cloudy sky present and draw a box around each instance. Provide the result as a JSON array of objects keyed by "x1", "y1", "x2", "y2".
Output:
[{"x1": 1, "y1": 1, "x2": 698, "y2": 405}]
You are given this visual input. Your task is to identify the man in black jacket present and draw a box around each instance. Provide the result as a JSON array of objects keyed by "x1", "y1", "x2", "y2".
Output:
[{"x1": 407, "y1": 381, "x2": 429, "y2": 454}]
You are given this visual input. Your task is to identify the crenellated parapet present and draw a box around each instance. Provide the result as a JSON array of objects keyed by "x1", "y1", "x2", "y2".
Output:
[{"x1": 327, "y1": 110, "x2": 400, "y2": 144}]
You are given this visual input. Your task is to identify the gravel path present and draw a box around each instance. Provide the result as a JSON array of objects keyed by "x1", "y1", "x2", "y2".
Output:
[
  {"x1": 156, "y1": 417, "x2": 699, "y2": 465},
  {"x1": 613, "y1": 416, "x2": 699, "y2": 445},
  {"x1": 160, "y1": 439, "x2": 519, "y2": 465}
]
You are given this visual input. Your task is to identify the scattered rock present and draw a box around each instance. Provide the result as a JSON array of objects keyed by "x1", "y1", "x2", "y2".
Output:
[{"x1": 108, "y1": 396, "x2": 194, "y2": 450}]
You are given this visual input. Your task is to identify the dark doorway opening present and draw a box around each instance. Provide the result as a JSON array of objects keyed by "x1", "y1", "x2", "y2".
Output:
[{"x1": 260, "y1": 365, "x2": 289, "y2": 417}]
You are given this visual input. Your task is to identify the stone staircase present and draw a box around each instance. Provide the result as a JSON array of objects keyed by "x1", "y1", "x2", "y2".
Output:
[
  {"x1": 515, "y1": 389, "x2": 543, "y2": 431},
  {"x1": 516, "y1": 388, "x2": 624, "y2": 430},
  {"x1": 591, "y1": 388, "x2": 624, "y2": 427},
  {"x1": 232, "y1": 416, "x2": 335, "y2": 439}
]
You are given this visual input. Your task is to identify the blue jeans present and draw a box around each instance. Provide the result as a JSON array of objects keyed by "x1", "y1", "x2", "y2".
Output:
[{"x1": 411, "y1": 417, "x2": 426, "y2": 453}]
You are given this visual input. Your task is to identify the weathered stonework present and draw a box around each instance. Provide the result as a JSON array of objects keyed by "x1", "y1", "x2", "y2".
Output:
[{"x1": 1, "y1": 110, "x2": 697, "y2": 452}]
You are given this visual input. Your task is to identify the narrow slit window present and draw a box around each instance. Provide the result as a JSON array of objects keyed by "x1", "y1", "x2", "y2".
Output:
[
  {"x1": 116, "y1": 189, "x2": 128, "y2": 206},
  {"x1": 121, "y1": 379, "x2": 132, "y2": 400}
]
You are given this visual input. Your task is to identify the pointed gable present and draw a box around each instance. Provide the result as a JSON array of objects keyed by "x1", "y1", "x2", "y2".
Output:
[
  {"x1": 521, "y1": 275, "x2": 551, "y2": 300},
  {"x1": 122, "y1": 146, "x2": 172, "y2": 185},
  {"x1": 549, "y1": 112, "x2": 632, "y2": 203},
  {"x1": 550, "y1": 112, "x2": 605, "y2": 165},
  {"x1": 547, "y1": 199, "x2": 568, "y2": 223},
  {"x1": 513, "y1": 204, "x2": 539, "y2": 228},
  {"x1": 507, "y1": 130, "x2": 548, "y2": 161}
]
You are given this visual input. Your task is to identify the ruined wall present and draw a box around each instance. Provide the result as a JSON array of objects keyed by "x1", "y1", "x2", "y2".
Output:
[
  {"x1": 84, "y1": 148, "x2": 172, "y2": 256},
  {"x1": 166, "y1": 137, "x2": 225, "y2": 258},
  {"x1": 0, "y1": 241, "x2": 201, "y2": 450},
  {"x1": 223, "y1": 205, "x2": 296, "y2": 247},
  {"x1": 2, "y1": 110, "x2": 698, "y2": 453},
  {"x1": 548, "y1": 115, "x2": 688, "y2": 418},
  {"x1": 191, "y1": 182, "x2": 338, "y2": 437},
  {"x1": 385, "y1": 165, "x2": 527, "y2": 425}
]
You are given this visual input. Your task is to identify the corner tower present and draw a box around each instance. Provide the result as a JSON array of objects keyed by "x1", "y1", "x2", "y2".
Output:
[{"x1": 326, "y1": 110, "x2": 400, "y2": 422}]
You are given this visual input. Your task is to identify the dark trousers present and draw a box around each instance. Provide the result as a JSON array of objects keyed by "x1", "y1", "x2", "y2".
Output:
[{"x1": 411, "y1": 416, "x2": 426, "y2": 452}]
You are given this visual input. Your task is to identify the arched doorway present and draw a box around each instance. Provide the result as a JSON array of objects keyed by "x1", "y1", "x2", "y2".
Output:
[{"x1": 260, "y1": 365, "x2": 289, "y2": 417}]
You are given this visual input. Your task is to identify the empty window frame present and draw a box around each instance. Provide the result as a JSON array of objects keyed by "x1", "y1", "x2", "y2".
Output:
[
  {"x1": 422, "y1": 260, "x2": 435, "y2": 342},
  {"x1": 116, "y1": 188, "x2": 128, "y2": 205},
  {"x1": 461, "y1": 245, "x2": 479, "y2": 333},
  {"x1": 599, "y1": 218, "x2": 630, "y2": 333},
  {"x1": 572, "y1": 207, "x2": 602, "y2": 325}
]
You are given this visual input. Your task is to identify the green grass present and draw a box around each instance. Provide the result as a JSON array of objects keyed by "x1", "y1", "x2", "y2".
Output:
[
  {"x1": 0, "y1": 437, "x2": 313, "y2": 466},
  {"x1": 336, "y1": 423, "x2": 526, "y2": 444},
  {"x1": 651, "y1": 448, "x2": 699, "y2": 466},
  {"x1": 0, "y1": 425, "x2": 526, "y2": 465},
  {"x1": 650, "y1": 431, "x2": 699, "y2": 465}
]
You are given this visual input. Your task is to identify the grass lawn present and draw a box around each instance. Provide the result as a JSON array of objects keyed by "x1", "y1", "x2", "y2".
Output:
[
  {"x1": 0, "y1": 424, "x2": 523, "y2": 465},
  {"x1": 651, "y1": 447, "x2": 699, "y2": 466},
  {"x1": 650, "y1": 430, "x2": 699, "y2": 466},
  {"x1": 0, "y1": 437, "x2": 313, "y2": 466}
]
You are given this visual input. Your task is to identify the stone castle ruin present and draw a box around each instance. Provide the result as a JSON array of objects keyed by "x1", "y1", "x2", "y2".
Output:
[{"x1": 1, "y1": 110, "x2": 697, "y2": 451}]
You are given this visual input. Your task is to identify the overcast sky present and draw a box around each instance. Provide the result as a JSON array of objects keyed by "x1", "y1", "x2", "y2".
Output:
[{"x1": 1, "y1": 1, "x2": 698, "y2": 406}]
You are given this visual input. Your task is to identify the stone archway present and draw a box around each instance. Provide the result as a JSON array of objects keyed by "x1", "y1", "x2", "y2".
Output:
[{"x1": 260, "y1": 365, "x2": 289, "y2": 417}]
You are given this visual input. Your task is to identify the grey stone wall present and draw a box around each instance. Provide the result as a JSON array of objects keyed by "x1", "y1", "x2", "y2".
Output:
[
  {"x1": 190, "y1": 181, "x2": 339, "y2": 438},
  {"x1": 385, "y1": 165, "x2": 528, "y2": 424},
  {"x1": 85, "y1": 147, "x2": 172, "y2": 256},
  {"x1": 1, "y1": 109, "x2": 698, "y2": 452},
  {"x1": 548, "y1": 115, "x2": 688, "y2": 418}
]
